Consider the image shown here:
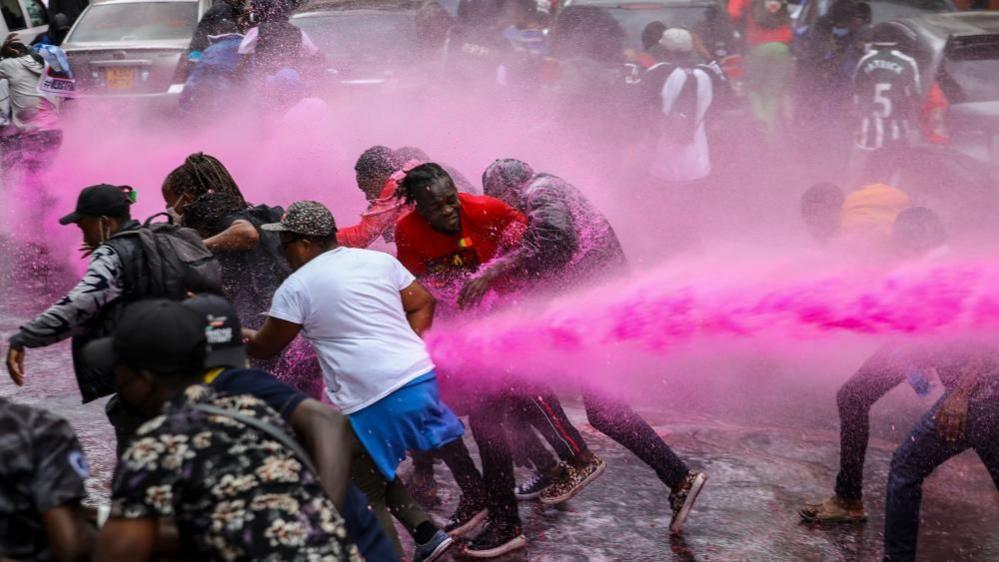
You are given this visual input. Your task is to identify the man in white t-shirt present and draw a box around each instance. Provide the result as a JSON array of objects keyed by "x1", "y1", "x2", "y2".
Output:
[{"x1": 243, "y1": 201, "x2": 488, "y2": 562}]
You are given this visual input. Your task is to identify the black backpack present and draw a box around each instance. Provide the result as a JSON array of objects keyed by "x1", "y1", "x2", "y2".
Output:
[
  {"x1": 245, "y1": 203, "x2": 292, "y2": 277},
  {"x1": 110, "y1": 214, "x2": 223, "y2": 300},
  {"x1": 751, "y1": 0, "x2": 789, "y2": 30},
  {"x1": 73, "y1": 217, "x2": 222, "y2": 402},
  {"x1": 661, "y1": 68, "x2": 701, "y2": 145}
]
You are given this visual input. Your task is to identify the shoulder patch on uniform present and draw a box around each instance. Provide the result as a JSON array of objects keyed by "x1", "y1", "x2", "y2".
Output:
[{"x1": 68, "y1": 450, "x2": 89, "y2": 478}]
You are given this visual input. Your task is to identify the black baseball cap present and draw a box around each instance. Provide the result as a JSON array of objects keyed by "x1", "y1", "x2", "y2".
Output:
[
  {"x1": 183, "y1": 294, "x2": 247, "y2": 369},
  {"x1": 59, "y1": 184, "x2": 134, "y2": 225},
  {"x1": 84, "y1": 300, "x2": 207, "y2": 376}
]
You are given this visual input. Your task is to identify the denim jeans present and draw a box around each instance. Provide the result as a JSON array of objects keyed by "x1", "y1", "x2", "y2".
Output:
[
  {"x1": 835, "y1": 346, "x2": 908, "y2": 501},
  {"x1": 883, "y1": 392, "x2": 999, "y2": 561}
]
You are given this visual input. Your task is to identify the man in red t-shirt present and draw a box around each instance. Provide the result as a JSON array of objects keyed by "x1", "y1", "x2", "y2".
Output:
[
  {"x1": 393, "y1": 163, "x2": 531, "y2": 558},
  {"x1": 395, "y1": 164, "x2": 526, "y2": 284}
]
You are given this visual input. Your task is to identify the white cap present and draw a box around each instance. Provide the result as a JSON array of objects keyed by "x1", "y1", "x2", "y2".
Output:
[{"x1": 660, "y1": 28, "x2": 693, "y2": 53}]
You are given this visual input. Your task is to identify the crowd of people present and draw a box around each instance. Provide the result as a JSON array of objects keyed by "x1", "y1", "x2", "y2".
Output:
[
  {"x1": 1, "y1": 0, "x2": 997, "y2": 561},
  {"x1": 2, "y1": 140, "x2": 995, "y2": 561}
]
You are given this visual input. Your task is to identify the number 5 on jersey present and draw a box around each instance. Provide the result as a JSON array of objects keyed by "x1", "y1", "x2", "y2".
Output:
[{"x1": 874, "y1": 83, "x2": 893, "y2": 118}]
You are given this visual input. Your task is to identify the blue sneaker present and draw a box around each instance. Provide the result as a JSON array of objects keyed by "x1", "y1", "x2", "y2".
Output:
[{"x1": 413, "y1": 529, "x2": 454, "y2": 562}]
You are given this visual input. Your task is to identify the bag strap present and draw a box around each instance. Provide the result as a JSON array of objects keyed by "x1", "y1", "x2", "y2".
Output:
[
  {"x1": 144, "y1": 212, "x2": 175, "y2": 227},
  {"x1": 190, "y1": 403, "x2": 318, "y2": 474},
  {"x1": 676, "y1": 68, "x2": 704, "y2": 126}
]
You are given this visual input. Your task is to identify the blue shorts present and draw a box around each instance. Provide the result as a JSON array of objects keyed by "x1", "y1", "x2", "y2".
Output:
[{"x1": 348, "y1": 371, "x2": 465, "y2": 480}]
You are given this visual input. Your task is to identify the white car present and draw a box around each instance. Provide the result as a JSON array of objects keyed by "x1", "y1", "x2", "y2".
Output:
[
  {"x1": 1, "y1": 0, "x2": 53, "y2": 43},
  {"x1": 60, "y1": 0, "x2": 212, "y2": 108}
]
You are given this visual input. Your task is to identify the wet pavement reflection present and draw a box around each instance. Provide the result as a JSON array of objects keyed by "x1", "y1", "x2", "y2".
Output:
[{"x1": 402, "y1": 408, "x2": 998, "y2": 561}]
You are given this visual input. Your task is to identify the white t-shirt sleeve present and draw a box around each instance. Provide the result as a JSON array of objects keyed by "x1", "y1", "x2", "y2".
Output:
[
  {"x1": 388, "y1": 255, "x2": 417, "y2": 292},
  {"x1": 269, "y1": 277, "x2": 309, "y2": 325}
]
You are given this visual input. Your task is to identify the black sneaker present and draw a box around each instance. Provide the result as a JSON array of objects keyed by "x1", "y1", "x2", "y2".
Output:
[
  {"x1": 412, "y1": 529, "x2": 454, "y2": 562},
  {"x1": 444, "y1": 496, "x2": 488, "y2": 538},
  {"x1": 515, "y1": 470, "x2": 554, "y2": 501},
  {"x1": 669, "y1": 471, "x2": 708, "y2": 534},
  {"x1": 461, "y1": 521, "x2": 527, "y2": 558}
]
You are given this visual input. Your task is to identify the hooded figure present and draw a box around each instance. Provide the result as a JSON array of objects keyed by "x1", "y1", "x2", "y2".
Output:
[
  {"x1": 46, "y1": 0, "x2": 87, "y2": 25},
  {"x1": 31, "y1": 13, "x2": 71, "y2": 47},
  {"x1": 470, "y1": 158, "x2": 627, "y2": 295}
]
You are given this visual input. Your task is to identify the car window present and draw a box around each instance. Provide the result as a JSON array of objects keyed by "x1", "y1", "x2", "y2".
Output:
[
  {"x1": 292, "y1": 12, "x2": 423, "y2": 62},
  {"x1": 67, "y1": 2, "x2": 199, "y2": 43},
  {"x1": 24, "y1": 0, "x2": 46, "y2": 27},
  {"x1": 610, "y1": 6, "x2": 712, "y2": 51},
  {"x1": 0, "y1": 0, "x2": 27, "y2": 31},
  {"x1": 795, "y1": 0, "x2": 952, "y2": 33},
  {"x1": 940, "y1": 43, "x2": 999, "y2": 103},
  {"x1": 869, "y1": 0, "x2": 953, "y2": 23}
]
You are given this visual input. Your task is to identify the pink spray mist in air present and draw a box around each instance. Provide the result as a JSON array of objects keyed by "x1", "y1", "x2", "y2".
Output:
[
  {"x1": 425, "y1": 259, "x2": 999, "y2": 395},
  {"x1": 6, "y1": 75, "x2": 998, "y2": 407}
]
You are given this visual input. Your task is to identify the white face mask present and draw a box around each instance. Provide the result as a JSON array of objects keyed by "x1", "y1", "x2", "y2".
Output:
[{"x1": 166, "y1": 194, "x2": 187, "y2": 223}]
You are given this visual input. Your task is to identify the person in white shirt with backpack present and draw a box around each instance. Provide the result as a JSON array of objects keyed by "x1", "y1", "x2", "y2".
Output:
[{"x1": 641, "y1": 28, "x2": 727, "y2": 250}]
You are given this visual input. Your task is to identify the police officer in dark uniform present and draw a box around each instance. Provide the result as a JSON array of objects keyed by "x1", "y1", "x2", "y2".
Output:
[{"x1": 0, "y1": 397, "x2": 94, "y2": 561}]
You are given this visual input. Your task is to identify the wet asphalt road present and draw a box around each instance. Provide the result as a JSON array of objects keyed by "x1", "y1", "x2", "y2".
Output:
[{"x1": 402, "y1": 407, "x2": 999, "y2": 561}]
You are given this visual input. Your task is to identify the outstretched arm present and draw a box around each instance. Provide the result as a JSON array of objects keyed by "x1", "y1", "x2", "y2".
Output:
[
  {"x1": 7, "y1": 246, "x2": 124, "y2": 385},
  {"x1": 459, "y1": 185, "x2": 576, "y2": 309},
  {"x1": 203, "y1": 219, "x2": 260, "y2": 252}
]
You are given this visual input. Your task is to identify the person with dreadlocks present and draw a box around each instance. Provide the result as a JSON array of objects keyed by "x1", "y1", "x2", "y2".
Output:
[
  {"x1": 162, "y1": 153, "x2": 326, "y2": 398},
  {"x1": 396, "y1": 146, "x2": 481, "y2": 195},
  {"x1": 339, "y1": 146, "x2": 486, "y2": 250},
  {"x1": 161, "y1": 153, "x2": 291, "y2": 329},
  {"x1": 394, "y1": 163, "x2": 525, "y2": 294}
]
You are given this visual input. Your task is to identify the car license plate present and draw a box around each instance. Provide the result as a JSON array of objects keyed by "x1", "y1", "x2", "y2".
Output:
[{"x1": 106, "y1": 67, "x2": 135, "y2": 90}]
